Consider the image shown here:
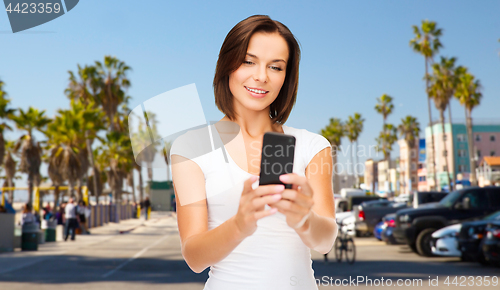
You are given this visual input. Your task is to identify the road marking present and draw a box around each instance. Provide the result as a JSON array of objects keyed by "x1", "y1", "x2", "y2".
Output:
[{"x1": 101, "y1": 234, "x2": 169, "y2": 278}]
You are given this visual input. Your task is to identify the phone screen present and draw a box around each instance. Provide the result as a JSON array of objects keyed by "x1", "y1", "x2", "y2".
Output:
[{"x1": 259, "y1": 132, "x2": 295, "y2": 189}]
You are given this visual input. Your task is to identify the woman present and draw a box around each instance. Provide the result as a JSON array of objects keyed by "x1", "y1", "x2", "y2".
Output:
[
  {"x1": 78, "y1": 200, "x2": 90, "y2": 234},
  {"x1": 170, "y1": 15, "x2": 337, "y2": 289},
  {"x1": 20, "y1": 203, "x2": 37, "y2": 226}
]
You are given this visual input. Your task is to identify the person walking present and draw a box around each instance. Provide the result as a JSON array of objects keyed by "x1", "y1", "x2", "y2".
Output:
[
  {"x1": 143, "y1": 197, "x2": 151, "y2": 220},
  {"x1": 77, "y1": 200, "x2": 90, "y2": 234},
  {"x1": 170, "y1": 15, "x2": 337, "y2": 290},
  {"x1": 64, "y1": 198, "x2": 79, "y2": 241}
]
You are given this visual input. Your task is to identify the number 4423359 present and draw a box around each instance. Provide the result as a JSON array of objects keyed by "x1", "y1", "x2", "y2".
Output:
[{"x1": 5, "y1": 3, "x2": 62, "y2": 14}]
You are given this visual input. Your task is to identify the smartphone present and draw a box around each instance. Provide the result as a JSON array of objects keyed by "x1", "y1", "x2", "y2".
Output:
[{"x1": 259, "y1": 132, "x2": 296, "y2": 189}]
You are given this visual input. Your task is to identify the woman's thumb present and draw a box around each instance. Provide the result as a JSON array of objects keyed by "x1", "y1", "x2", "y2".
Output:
[{"x1": 242, "y1": 175, "x2": 259, "y2": 195}]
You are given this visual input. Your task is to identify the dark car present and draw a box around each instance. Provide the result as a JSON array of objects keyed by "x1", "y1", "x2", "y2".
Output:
[
  {"x1": 457, "y1": 210, "x2": 500, "y2": 264},
  {"x1": 482, "y1": 222, "x2": 500, "y2": 266},
  {"x1": 393, "y1": 187, "x2": 500, "y2": 257},
  {"x1": 381, "y1": 213, "x2": 400, "y2": 245},
  {"x1": 410, "y1": 191, "x2": 448, "y2": 208},
  {"x1": 354, "y1": 200, "x2": 407, "y2": 236}
]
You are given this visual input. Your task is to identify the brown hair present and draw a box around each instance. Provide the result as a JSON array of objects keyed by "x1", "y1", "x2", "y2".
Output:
[
  {"x1": 22, "y1": 203, "x2": 32, "y2": 214},
  {"x1": 213, "y1": 15, "x2": 301, "y2": 125}
]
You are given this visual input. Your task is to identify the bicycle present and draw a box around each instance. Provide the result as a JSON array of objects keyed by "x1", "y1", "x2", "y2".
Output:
[{"x1": 334, "y1": 220, "x2": 356, "y2": 264}]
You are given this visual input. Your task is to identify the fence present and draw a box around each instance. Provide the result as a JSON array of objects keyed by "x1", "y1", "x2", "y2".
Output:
[{"x1": 87, "y1": 204, "x2": 136, "y2": 229}]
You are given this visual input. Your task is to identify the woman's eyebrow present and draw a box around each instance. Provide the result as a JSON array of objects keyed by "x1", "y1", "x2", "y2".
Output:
[{"x1": 246, "y1": 53, "x2": 286, "y2": 64}]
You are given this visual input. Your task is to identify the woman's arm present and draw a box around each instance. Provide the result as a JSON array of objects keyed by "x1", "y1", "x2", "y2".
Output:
[
  {"x1": 172, "y1": 154, "x2": 246, "y2": 274},
  {"x1": 297, "y1": 146, "x2": 337, "y2": 254}
]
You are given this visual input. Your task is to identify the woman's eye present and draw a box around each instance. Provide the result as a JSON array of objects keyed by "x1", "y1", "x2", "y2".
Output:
[
  {"x1": 271, "y1": 66, "x2": 283, "y2": 71},
  {"x1": 243, "y1": 60, "x2": 253, "y2": 65}
]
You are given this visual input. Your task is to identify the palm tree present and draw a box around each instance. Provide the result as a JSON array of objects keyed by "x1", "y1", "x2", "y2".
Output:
[
  {"x1": 398, "y1": 116, "x2": 421, "y2": 194},
  {"x1": 428, "y1": 56, "x2": 461, "y2": 191},
  {"x1": 11, "y1": 107, "x2": 51, "y2": 206},
  {"x1": 45, "y1": 104, "x2": 87, "y2": 199},
  {"x1": 95, "y1": 56, "x2": 131, "y2": 132},
  {"x1": 3, "y1": 140, "x2": 17, "y2": 203},
  {"x1": 96, "y1": 131, "x2": 133, "y2": 203},
  {"x1": 375, "y1": 94, "x2": 394, "y2": 161},
  {"x1": 321, "y1": 118, "x2": 345, "y2": 193},
  {"x1": 410, "y1": 20, "x2": 443, "y2": 190},
  {"x1": 376, "y1": 124, "x2": 398, "y2": 162},
  {"x1": 455, "y1": 68, "x2": 482, "y2": 186},
  {"x1": 66, "y1": 66, "x2": 107, "y2": 201},
  {"x1": 345, "y1": 113, "x2": 364, "y2": 188},
  {"x1": 0, "y1": 79, "x2": 16, "y2": 168}
]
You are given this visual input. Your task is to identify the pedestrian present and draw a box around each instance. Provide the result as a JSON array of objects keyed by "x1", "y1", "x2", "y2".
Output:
[
  {"x1": 20, "y1": 203, "x2": 37, "y2": 226},
  {"x1": 143, "y1": 197, "x2": 151, "y2": 220},
  {"x1": 64, "y1": 197, "x2": 79, "y2": 241},
  {"x1": 77, "y1": 200, "x2": 90, "y2": 234},
  {"x1": 169, "y1": 15, "x2": 337, "y2": 289}
]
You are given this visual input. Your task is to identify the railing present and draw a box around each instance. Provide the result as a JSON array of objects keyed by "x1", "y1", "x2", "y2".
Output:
[{"x1": 88, "y1": 204, "x2": 136, "y2": 228}]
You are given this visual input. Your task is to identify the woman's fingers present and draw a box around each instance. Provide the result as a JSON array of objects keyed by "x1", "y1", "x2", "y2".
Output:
[
  {"x1": 242, "y1": 175, "x2": 259, "y2": 195},
  {"x1": 253, "y1": 207, "x2": 278, "y2": 220},
  {"x1": 252, "y1": 193, "x2": 282, "y2": 209}
]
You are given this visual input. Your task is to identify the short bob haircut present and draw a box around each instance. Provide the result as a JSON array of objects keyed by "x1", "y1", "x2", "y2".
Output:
[{"x1": 213, "y1": 15, "x2": 301, "y2": 125}]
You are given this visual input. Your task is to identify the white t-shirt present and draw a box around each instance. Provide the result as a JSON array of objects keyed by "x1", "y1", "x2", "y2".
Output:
[
  {"x1": 170, "y1": 123, "x2": 331, "y2": 290},
  {"x1": 65, "y1": 203, "x2": 77, "y2": 219}
]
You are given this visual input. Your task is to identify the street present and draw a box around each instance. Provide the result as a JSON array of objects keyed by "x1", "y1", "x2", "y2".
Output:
[{"x1": 0, "y1": 212, "x2": 498, "y2": 289}]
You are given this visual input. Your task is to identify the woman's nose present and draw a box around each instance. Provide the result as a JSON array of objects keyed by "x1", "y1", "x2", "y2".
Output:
[{"x1": 253, "y1": 65, "x2": 268, "y2": 83}]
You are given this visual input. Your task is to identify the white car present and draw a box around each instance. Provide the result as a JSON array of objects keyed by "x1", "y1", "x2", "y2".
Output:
[{"x1": 431, "y1": 224, "x2": 462, "y2": 257}]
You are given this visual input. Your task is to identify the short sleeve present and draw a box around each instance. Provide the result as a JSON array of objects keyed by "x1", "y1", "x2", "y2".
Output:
[
  {"x1": 169, "y1": 130, "x2": 207, "y2": 177},
  {"x1": 305, "y1": 133, "x2": 331, "y2": 167}
]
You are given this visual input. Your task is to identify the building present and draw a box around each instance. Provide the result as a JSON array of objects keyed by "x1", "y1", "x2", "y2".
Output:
[
  {"x1": 377, "y1": 159, "x2": 397, "y2": 193},
  {"x1": 477, "y1": 156, "x2": 500, "y2": 187},
  {"x1": 148, "y1": 181, "x2": 175, "y2": 211},
  {"x1": 417, "y1": 139, "x2": 428, "y2": 191},
  {"x1": 398, "y1": 139, "x2": 419, "y2": 194},
  {"x1": 364, "y1": 159, "x2": 378, "y2": 194},
  {"x1": 425, "y1": 122, "x2": 500, "y2": 190}
]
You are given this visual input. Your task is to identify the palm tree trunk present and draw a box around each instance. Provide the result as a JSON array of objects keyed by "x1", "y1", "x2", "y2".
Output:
[
  {"x1": 426, "y1": 58, "x2": 438, "y2": 191},
  {"x1": 86, "y1": 134, "x2": 100, "y2": 204},
  {"x1": 448, "y1": 104, "x2": 456, "y2": 191},
  {"x1": 405, "y1": 142, "x2": 412, "y2": 194},
  {"x1": 350, "y1": 142, "x2": 354, "y2": 187},
  {"x1": 355, "y1": 141, "x2": 359, "y2": 188},
  {"x1": 332, "y1": 148, "x2": 340, "y2": 193},
  {"x1": 466, "y1": 107, "x2": 477, "y2": 186},
  {"x1": 440, "y1": 110, "x2": 452, "y2": 192},
  {"x1": 8, "y1": 179, "x2": 13, "y2": 204},
  {"x1": 383, "y1": 117, "x2": 387, "y2": 162},
  {"x1": 28, "y1": 174, "x2": 33, "y2": 207},
  {"x1": 138, "y1": 167, "x2": 144, "y2": 202},
  {"x1": 129, "y1": 171, "x2": 136, "y2": 203}
]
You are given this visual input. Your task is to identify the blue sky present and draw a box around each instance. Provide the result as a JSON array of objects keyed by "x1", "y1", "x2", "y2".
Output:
[{"x1": 1, "y1": 0, "x2": 499, "y2": 191}]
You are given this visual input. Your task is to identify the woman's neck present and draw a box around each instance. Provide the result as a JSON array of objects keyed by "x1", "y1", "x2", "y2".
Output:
[{"x1": 220, "y1": 113, "x2": 282, "y2": 140}]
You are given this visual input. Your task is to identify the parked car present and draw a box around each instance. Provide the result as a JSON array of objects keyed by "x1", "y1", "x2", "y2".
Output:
[
  {"x1": 482, "y1": 222, "x2": 500, "y2": 266},
  {"x1": 393, "y1": 187, "x2": 500, "y2": 257},
  {"x1": 458, "y1": 210, "x2": 500, "y2": 265},
  {"x1": 337, "y1": 195, "x2": 384, "y2": 213},
  {"x1": 374, "y1": 221, "x2": 384, "y2": 241},
  {"x1": 381, "y1": 214, "x2": 400, "y2": 245},
  {"x1": 430, "y1": 224, "x2": 462, "y2": 258},
  {"x1": 410, "y1": 191, "x2": 448, "y2": 208},
  {"x1": 354, "y1": 200, "x2": 407, "y2": 236}
]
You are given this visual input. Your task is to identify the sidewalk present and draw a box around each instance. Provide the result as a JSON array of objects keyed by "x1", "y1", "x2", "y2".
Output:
[{"x1": 0, "y1": 212, "x2": 176, "y2": 275}]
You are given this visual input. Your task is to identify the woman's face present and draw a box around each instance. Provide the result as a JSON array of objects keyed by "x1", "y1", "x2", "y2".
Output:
[{"x1": 228, "y1": 32, "x2": 289, "y2": 115}]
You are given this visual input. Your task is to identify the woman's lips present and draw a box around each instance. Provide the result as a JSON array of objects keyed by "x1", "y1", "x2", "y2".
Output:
[{"x1": 245, "y1": 86, "x2": 268, "y2": 98}]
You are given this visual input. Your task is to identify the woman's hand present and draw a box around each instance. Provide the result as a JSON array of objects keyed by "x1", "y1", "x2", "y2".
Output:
[
  {"x1": 269, "y1": 173, "x2": 315, "y2": 230},
  {"x1": 234, "y1": 175, "x2": 284, "y2": 238}
]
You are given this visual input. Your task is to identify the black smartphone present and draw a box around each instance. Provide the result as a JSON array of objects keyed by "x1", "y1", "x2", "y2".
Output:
[{"x1": 259, "y1": 132, "x2": 296, "y2": 189}]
